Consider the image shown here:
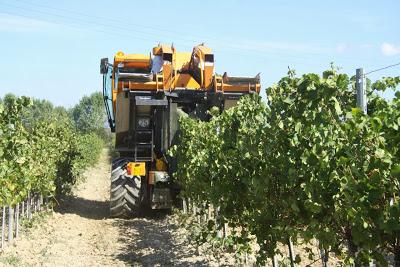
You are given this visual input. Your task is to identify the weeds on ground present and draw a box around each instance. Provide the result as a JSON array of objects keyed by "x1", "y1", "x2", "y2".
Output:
[
  {"x1": 0, "y1": 254, "x2": 23, "y2": 266},
  {"x1": 20, "y1": 209, "x2": 53, "y2": 231}
]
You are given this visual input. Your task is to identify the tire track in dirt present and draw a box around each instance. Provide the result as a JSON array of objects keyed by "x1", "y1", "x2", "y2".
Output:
[{"x1": 0, "y1": 150, "x2": 220, "y2": 267}]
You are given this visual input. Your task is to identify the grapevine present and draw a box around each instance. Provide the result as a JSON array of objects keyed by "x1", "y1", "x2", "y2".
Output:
[
  {"x1": 172, "y1": 68, "x2": 400, "y2": 265},
  {"x1": 0, "y1": 96, "x2": 103, "y2": 206}
]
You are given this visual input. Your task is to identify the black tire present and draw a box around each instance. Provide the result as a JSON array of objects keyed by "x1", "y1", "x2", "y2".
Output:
[
  {"x1": 111, "y1": 157, "x2": 126, "y2": 170},
  {"x1": 109, "y1": 158, "x2": 142, "y2": 218}
]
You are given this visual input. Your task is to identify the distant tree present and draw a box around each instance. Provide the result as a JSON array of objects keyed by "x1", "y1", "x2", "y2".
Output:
[
  {"x1": 27, "y1": 98, "x2": 54, "y2": 121},
  {"x1": 1, "y1": 93, "x2": 72, "y2": 127},
  {"x1": 1, "y1": 93, "x2": 18, "y2": 110},
  {"x1": 71, "y1": 91, "x2": 108, "y2": 137}
]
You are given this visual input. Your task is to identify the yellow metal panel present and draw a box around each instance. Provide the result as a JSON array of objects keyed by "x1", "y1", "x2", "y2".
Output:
[
  {"x1": 122, "y1": 82, "x2": 159, "y2": 90},
  {"x1": 174, "y1": 74, "x2": 200, "y2": 89},
  {"x1": 114, "y1": 51, "x2": 150, "y2": 61},
  {"x1": 152, "y1": 44, "x2": 173, "y2": 55},
  {"x1": 128, "y1": 162, "x2": 146, "y2": 176},
  {"x1": 153, "y1": 46, "x2": 162, "y2": 55},
  {"x1": 195, "y1": 45, "x2": 212, "y2": 54},
  {"x1": 159, "y1": 44, "x2": 173, "y2": 54},
  {"x1": 174, "y1": 52, "x2": 191, "y2": 70},
  {"x1": 114, "y1": 52, "x2": 151, "y2": 69}
]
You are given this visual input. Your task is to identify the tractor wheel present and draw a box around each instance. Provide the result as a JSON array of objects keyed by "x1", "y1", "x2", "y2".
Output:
[{"x1": 109, "y1": 158, "x2": 142, "y2": 218}]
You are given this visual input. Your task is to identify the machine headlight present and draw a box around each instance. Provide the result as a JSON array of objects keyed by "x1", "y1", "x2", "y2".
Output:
[{"x1": 137, "y1": 117, "x2": 150, "y2": 129}]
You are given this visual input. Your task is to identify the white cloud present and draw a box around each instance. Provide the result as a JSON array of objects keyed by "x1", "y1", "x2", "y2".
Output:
[
  {"x1": 381, "y1": 43, "x2": 400, "y2": 56},
  {"x1": 0, "y1": 14, "x2": 52, "y2": 32},
  {"x1": 336, "y1": 43, "x2": 347, "y2": 53}
]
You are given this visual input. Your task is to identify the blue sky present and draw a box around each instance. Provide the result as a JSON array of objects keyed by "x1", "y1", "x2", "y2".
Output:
[{"x1": 0, "y1": 0, "x2": 399, "y2": 107}]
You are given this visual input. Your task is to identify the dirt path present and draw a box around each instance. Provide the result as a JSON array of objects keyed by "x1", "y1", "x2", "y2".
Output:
[{"x1": 0, "y1": 150, "x2": 222, "y2": 267}]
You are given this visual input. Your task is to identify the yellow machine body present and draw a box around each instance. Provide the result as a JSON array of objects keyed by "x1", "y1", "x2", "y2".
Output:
[
  {"x1": 127, "y1": 162, "x2": 146, "y2": 176},
  {"x1": 109, "y1": 44, "x2": 261, "y2": 114},
  {"x1": 101, "y1": 43, "x2": 260, "y2": 216}
]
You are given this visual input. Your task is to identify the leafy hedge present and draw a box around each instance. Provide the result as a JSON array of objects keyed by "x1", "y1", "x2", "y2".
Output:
[
  {"x1": 0, "y1": 96, "x2": 103, "y2": 206},
  {"x1": 172, "y1": 69, "x2": 400, "y2": 265}
]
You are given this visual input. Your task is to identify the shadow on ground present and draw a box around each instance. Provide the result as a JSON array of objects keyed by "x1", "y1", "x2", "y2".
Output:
[
  {"x1": 112, "y1": 217, "x2": 208, "y2": 267},
  {"x1": 55, "y1": 195, "x2": 109, "y2": 220},
  {"x1": 55, "y1": 193, "x2": 208, "y2": 266}
]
